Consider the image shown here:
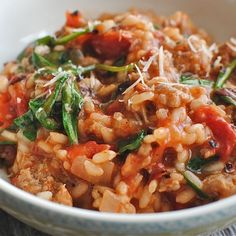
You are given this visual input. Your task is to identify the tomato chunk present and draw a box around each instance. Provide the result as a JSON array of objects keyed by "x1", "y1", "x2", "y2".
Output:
[
  {"x1": 9, "y1": 82, "x2": 29, "y2": 117},
  {"x1": 66, "y1": 10, "x2": 85, "y2": 28},
  {"x1": 67, "y1": 141, "x2": 110, "y2": 161},
  {"x1": 84, "y1": 31, "x2": 131, "y2": 60},
  {"x1": 0, "y1": 92, "x2": 14, "y2": 128},
  {"x1": 193, "y1": 106, "x2": 236, "y2": 161}
]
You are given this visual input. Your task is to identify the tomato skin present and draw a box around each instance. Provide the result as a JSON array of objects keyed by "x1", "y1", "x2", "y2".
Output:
[
  {"x1": 193, "y1": 106, "x2": 236, "y2": 161},
  {"x1": 0, "y1": 92, "x2": 14, "y2": 128},
  {"x1": 83, "y1": 31, "x2": 131, "y2": 60},
  {"x1": 67, "y1": 141, "x2": 110, "y2": 161},
  {"x1": 66, "y1": 11, "x2": 85, "y2": 28},
  {"x1": 9, "y1": 83, "x2": 28, "y2": 117}
]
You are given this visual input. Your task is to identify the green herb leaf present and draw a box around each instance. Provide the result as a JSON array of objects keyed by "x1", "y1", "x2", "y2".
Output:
[
  {"x1": 14, "y1": 110, "x2": 37, "y2": 141},
  {"x1": 62, "y1": 81, "x2": 83, "y2": 144},
  {"x1": 220, "y1": 96, "x2": 236, "y2": 106},
  {"x1": 34, "y1": 75, "x2": 68, "y2": 130},
  {"x1": 32, "y1": 52, "x2": 55, "y2": 69},
  {"x1": 213, "y1": 88, "x2": 236, "y2": 106},
  {"x1": 183, "y1": 171, "x2": 210, "y2": 199},
  {"x1": 214, "y1": 59, "x2": 236, "y2": 89},
  {"x1": 187, "y1": 155, "x2": 219, "y2": 174},
  {"x1": 96, "y1": 63, "x2": 135, "y2": 73},
  {"x1": 45, "y1": 51, "x2": 70, "y2": 66},
  {"x1": 180, "y1": 74, "x2": 213, "y2": 87},
  {"x1": 118, "y1": 130, "x2": 146, "y2": 154},
  {"x1": 55, "y1": 27, "x2": 92, "y2": 45},
  {"x1": 36, "y1": 35, "x2": 55, "y2": 46}
]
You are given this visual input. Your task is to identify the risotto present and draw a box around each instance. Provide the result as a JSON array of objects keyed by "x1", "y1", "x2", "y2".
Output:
[{"x1": 0, "y1": 9, "x2": 236, "y2": 213}]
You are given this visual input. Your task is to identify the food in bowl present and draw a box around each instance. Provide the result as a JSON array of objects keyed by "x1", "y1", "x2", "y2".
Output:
[{"x1": 0, "y1": 8, "x2": 236, "y2": 214}]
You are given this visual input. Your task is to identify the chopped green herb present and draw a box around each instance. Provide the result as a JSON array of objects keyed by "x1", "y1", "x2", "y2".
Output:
[
  {"x1": 96, "y1": 63, "x2": 135, "y2": 73},
  {"x1": 14, "y1": 110, "x2": 38, "y2": 141},
  {"x1": 183, "y1": 171, "x2": 210, "y2": 199},
  {"x1": 213, "y1": 88, "x2": 236, "y2": 106},
  {"x1": 34, "y1": 74, "x2": 68, "y2": 130},
  {"x1": 32, "y1": 52, "x2": 55, "y2": 69},
  {"x1": 220, "y1": 96, "x2": 236, "y2": 106},
  {"x1": 180, "y1": 74, "x2": 213, "y2": 87},
  {"x1": 55, "y1": 27, "x2": 93, "y2": 45},
  {"x1": 214, "y1": 59, "x2": 236, "y2": 89},
  {"x1": 62, "y1": 81, "x2": 83, "y2": 144},
  {"x1": 187, "y1": 155, "x2": 219, "y2": 174},
  {"x1": 36, "y1": 35, "x2": 55, "y2": 46},
  {"x1": 118, "y1": 130, "x2": 146, "y2": 154}
]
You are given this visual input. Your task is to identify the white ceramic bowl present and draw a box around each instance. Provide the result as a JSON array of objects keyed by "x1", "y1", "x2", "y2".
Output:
[{"x1": 1, "y1": 1, "x2": 236, "y2": 235}]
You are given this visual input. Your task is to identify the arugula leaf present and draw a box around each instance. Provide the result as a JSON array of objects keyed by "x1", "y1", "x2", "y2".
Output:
[
  {"x1": 214, "y1": 59, "x2": 236, "y2": 89},
  {"x1": 118, "y1": 130, "x2": 146, "y2": 154},
  {"x1": 180, "y1": 74, "x2": 213, "y2": 87},
  {"x1": 32, "y1": 52, "x2": 55, "y2": 69},
  {"x1": 187, "y1": 155, "x2": 219, "y2": 174}
]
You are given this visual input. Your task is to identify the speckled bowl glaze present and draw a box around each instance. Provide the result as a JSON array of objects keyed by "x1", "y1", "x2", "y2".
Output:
[{"x1": 1, "y1": 0, "x2": 236, "y2": 235}]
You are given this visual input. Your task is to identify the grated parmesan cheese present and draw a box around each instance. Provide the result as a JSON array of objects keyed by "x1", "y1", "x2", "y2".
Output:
[
  {"x1": 43, "y1": 71, "x2": 67, "y2": 87},
  {"x1": 213, "y1": 56, "x2": 222, "y2": 68},
  {"x1": 16, "y1": 97, "x2": 22, "y2": 104},
  {"x1": 230, "y1": 37, "x2": 236, "y2": 45},
  {"x1": 122, "y1": 64, "x2": 146, "y2": 95},
  {"x1": 187, "y1": 35, "x2": 200, "y2": 53},
  {"x1": 143, "y1": 51, "x2": 159, "y2": 72},
  {"x1": 159, "y1": 46, "x2": 165, "y2": 77},
  {"x1": 226, "y1": 42, "x2": 236, "y2": 52}
]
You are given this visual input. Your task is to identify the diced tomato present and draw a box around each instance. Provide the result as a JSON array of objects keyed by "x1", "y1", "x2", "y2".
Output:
[
  {"x1": 0, "y1": 92, "x2": 14, "y2": 129},
  {"x1": 66, "y1": 10, "x2": 85, "y2": 28},
  {"x1": 83, "y1": 31, "x2": 131, "y2": 60},
  {"x1": 67, "y1": 141, "x2": 110, "y2": 161},
  {"x1": 9, "y1": 82, "x2": 29, "y2": 117},
  {"x1": 106, "y1": 101, "x2": 123, "y2": 115},
  {"x1": 193, "y1": 105, "x2": 236, "y2": 161}
]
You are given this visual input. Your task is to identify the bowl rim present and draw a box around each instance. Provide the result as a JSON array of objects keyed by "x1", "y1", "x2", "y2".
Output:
[{"x1": 0, "y1": 177, "x2": 235, "y2": 223}]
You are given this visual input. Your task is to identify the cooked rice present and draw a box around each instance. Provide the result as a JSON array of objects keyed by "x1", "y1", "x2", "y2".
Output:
[{"x1": 0, "y1": 8, "x2": 236, "y2": 214}]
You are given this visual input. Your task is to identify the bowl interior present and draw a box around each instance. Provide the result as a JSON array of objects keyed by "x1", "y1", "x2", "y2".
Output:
[{"x1": 0, "y1": 0, "x2": 236, "y2": 66}]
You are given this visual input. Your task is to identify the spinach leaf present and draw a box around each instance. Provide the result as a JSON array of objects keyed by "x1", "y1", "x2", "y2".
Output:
[
  {"x1": 32, "y1": 52, "x2": 55, "y2": 69},
  {"x1": 214, "y1": 88, "x2": 236, "y2": 106},
  {"x1": 62, "y1": 81, "x2": 83, "y2": 144},
  {"x1": 14, "y1": 98, "x2": 44, "y2": 141},
  {"x1": 180, "y1": 74, "x2": 213, "y2": 87},
  {"x1": 34, "y1": 75, "x2": 68, "y2": 130},
  {"x1": 187, "y1": 155, "x2": 219, "y2": 174},
  {"x1": 118, "y1": 130, "x2": 146, "y2": 154},
  {"x1": 14, "y1": 110, "x2": 37, "y2": 141},
  {"x1": 214, "y1": 59, "x2": 236, "y2": 89},
  {"x1": 36, "y1": 35, "x2": 55, "y2": 46},
  {"x1": 183, "y1": 171, "x2": 210, "y2": 199}
]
